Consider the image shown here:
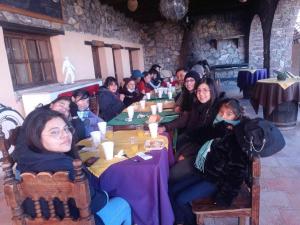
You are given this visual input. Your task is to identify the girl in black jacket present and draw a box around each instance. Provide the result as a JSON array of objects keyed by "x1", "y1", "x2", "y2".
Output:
[
  {"x1": 119, "y1": 78, "x2": 144, "y2": 107},
  {"x1": 169, "y1": 98, "x2": 248, "y2": 225},
  {"x1": 14, "y1": 109, "x2": 132, "y2": 225}
]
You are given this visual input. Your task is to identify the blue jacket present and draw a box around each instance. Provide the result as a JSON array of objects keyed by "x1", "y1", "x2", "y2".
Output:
[{"x1": 98, "y1": 87, "x2": 125, "y2": 121}]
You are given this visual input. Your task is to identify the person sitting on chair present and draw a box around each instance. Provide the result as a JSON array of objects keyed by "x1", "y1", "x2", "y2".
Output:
[
  {"x1": 98, "y1": 77, "x2": 125, "y2": 121},
  {"x1": 71, "y1": 89, "x2": 104, "y2": 137},
  {"x1": 14, "y1": 109, "x2": 132, "y2": 225}
]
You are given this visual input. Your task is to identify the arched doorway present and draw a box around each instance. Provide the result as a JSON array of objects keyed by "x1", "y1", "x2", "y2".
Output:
[{"x1": 249, "y1": 14, "x2": 264, "y2": 69}]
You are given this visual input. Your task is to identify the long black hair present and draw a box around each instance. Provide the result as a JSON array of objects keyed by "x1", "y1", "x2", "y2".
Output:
[
  {"x1": 197, "y1": 77, "x2": 219, "y2": 106},
  {"x1": 22, "y1": 108, "x2": 78, "y2": 159}
]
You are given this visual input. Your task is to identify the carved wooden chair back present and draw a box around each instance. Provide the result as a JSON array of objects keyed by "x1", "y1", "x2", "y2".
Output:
[
  {"x1": 89, "y1": 92, "x2": 99, "y2": 116},
  {"x1": 192, "y1": 156, "x2": 260, "y2": 225},
  {"x1": 0, "y1": 125, "x2": 20, "y2": 164},
  {"x1": 2, "y1": 159, "x2": 95, "y2": 225}
]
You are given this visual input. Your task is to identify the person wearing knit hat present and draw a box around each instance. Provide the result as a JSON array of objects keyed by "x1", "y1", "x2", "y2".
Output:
[
  {"x1": 174, "y1": 70, "x2": 201, "y2": 113},
  {"x1": 131, "y1": 70, "x2": 143, "y2": 84}
]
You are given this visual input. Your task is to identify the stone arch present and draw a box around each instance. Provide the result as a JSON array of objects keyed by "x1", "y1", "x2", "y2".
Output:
[
  {"x1": 270, "y1": 0, "x2": 300, "y2": 73},
  {"x1": 249, "y1": 15, "x2": 264, "y2": 68}
]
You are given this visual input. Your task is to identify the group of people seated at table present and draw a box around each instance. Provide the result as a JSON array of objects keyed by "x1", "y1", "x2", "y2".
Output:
[{"x1": 12, "y1": 62, "x2": 268, "y2": 225}]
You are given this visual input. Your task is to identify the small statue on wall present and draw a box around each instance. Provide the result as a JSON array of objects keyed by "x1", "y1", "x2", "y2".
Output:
[{"x1": 62, "y1": 57, "x2": 76, "y2": 84}]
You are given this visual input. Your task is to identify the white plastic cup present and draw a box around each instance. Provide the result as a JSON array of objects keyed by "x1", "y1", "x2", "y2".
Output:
[
  {"x1": 127, "y1": 106, "x2": 134, "y2": 121},
  {"x1": 90, "y1": 131, "x2": 101, "y2": 147},
  {"x1": 157, "y1": 102, "x2": 163, "y2": 113},
  {"x1": 167, "y1": 91, "x2": 172, "y2": 100},
  {"x1": 139, "y1": 100, "x2": 146, "y2": 109},
  {"x1": 163, "y1": 88, "x2": 168, "y2": 94},
  {"x1": 158, "y1": 89, "x2": 163, "y2": 98},
  {"x1": 151, "y1": 105, "x2": 157, "y2": 115},
  {"x1": 148, "y1": 123, "x2": 158, "y2": 138},
  {"x1": 101, "y1": 141, "x2": 114, "y2": 160},
  {"x1": 146, "y1": 92, "x2": 151, "y2": 100},
  {"x1": 98, "y1": 121, "x2": 107, "y2": 136}
]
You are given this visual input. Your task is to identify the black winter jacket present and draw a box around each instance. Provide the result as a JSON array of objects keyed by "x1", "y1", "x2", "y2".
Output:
[
  {"x1": 203, "y1": 133, "x2": 249, "y2": 206},
  {"x1": 98, "y1": 87, "x2": 125, "y2": 121}
]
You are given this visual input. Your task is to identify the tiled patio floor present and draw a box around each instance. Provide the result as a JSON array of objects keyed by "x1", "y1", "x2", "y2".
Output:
[{"x1": 0, "y1": 86, "x2": 299, "y2": 225}]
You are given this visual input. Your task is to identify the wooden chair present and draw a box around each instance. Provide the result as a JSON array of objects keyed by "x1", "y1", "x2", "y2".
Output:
[
  {"x1": 89, "y1": 92, "x2": 99, "y2": 116},
  {"x1": 0, "y1": 125, "x2": 20, "y2": 164},
  {"x1": 192, "y1": 157, "x2": 260, "y2": 225},
  {"x1": 2, "y1": 159, "x2": 95, "y2": 225}
]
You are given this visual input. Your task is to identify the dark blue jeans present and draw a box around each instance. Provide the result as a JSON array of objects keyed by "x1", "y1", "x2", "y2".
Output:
[{"x1": 169, "y1": 174, "x2": 217, "y2": 225}]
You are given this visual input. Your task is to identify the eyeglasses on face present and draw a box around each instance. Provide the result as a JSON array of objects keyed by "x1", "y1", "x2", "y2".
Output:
[{"x1": 45, "y1": 125, "x2": 75, "y2": 139}]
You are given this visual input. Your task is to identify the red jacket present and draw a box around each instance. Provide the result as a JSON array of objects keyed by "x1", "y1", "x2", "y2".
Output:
[{"x1": 137, "y1": 80, "x2": 153, "y2": 93}]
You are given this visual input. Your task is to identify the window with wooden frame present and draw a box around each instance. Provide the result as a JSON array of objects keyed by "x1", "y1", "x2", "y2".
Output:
[{"x1": 4, "y1": 31, "x2": 57, "y2": 90}]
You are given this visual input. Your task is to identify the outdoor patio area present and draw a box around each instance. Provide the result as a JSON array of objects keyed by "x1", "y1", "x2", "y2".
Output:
[{"x1": 0, "y1": 86, "x2": 299, "y2": 225}]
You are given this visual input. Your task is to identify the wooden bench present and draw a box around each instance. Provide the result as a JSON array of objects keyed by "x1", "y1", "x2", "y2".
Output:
[{"x1": 192, "y1": 157, "x2": 260, "y2": 225}]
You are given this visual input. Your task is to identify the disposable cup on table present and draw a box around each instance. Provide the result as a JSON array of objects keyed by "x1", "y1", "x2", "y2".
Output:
[
  {"x1": 101, "y1": 141, "x2": 114, "y2": 160},
  {"x1": 146, "y1": 92, "x2": 151, "y2": 100},
  {"x1": 158, "y1": 89, "x2": 163, "y2": 98},
  {"x1": 151, "y1": 105, "x2": 157, "y2": 115},
  {"x1": 157, "y1": 102, "x2": 163, "y2": 113},
  {"x1": 139, "y1": 100, "x2": 146, "y2": 109},
  {"x1": 148, "y1": 123, "x2": 158, "y2": 138},
  {"x1": 127, "y1": 106, "x2": 135, "y2": 121},
  {"x1": 90, "y1": 131, "x2": 101, "y2": 147},
  {"x1": 167, "y1": 91, "x2": 172, "y2": 100},
  {"x1": 98, "y1": 121, "x2": 107, "y2": 136}
]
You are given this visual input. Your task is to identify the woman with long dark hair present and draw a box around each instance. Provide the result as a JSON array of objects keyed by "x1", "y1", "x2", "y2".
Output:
[
  {"x1": 14, "y1": 109, "x2": 132, "y2": 225},
  {"x1": 159, "y1": 78, "x2": 225, "y2": 182},
  {"x1": 174, "y1": 71, "x2": 200, "y2": 113}
]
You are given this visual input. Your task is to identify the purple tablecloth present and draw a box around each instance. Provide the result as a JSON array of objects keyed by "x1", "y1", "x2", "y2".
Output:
[
  {"x1": 91, "y1": 150, "x2": 174, "y2": 225},
  {"x1": 237, "y1": 69, "x2": 268, "y2": 91}
]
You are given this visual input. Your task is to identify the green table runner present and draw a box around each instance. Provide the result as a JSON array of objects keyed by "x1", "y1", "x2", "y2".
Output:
[{"x1": 108, "y1": 111, "x2": 178, "y2": 126}]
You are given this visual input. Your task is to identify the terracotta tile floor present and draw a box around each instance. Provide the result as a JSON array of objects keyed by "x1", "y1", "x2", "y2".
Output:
[{"x1": 0, "y1": 87, "x2": 299, "y2": 225}]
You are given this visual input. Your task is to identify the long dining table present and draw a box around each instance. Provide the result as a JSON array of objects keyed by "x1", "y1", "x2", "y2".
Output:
[{"x1": 78, "y1": 130, "x2": 175, "y2": 225}]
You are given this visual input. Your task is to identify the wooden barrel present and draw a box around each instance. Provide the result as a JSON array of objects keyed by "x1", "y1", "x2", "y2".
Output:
[{"x1": 263, "y1": 101, "x2": 298, "y2": 130}]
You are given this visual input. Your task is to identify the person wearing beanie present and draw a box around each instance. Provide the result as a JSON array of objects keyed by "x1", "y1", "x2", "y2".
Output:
[
  {"x1": 131, "y1": 69, "x2": 143, "y2": 84},
  {"x1": 174, "y1": 70, "x2": 201, "y2": 113}
]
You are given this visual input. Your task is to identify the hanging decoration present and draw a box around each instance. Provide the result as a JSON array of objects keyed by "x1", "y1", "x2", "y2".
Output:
[
  {"x1": 128, "y1": 0, "x2": 138, "y2": 12},
  {"x1": 159, "y1": 0, "x2": 189, "y2": 21}
]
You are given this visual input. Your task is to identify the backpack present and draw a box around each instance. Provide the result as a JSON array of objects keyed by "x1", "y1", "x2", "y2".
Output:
[{"x1": 235, "y1": 118, "x2": 285, "y2": 157}]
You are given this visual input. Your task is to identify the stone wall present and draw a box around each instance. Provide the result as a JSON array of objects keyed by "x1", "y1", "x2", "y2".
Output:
[
  {"x1": 140, "y1": 22, "x2": 184, "y2": 72},
  {"x1": 181, "y1": 11, "x2": 251, "y2": 80},
  {"x1": 249, "y1": 15, "x2": 264, "y2": 69},
  {"x1": 63, "y1": 0, "x2": 141, "y2": 43},
  {"x1": 0, "y1": 0, "x2": 141, "y2": 43},
  {"x1": 270, "y1": 0, "x2": 300, "y2": 73}
]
